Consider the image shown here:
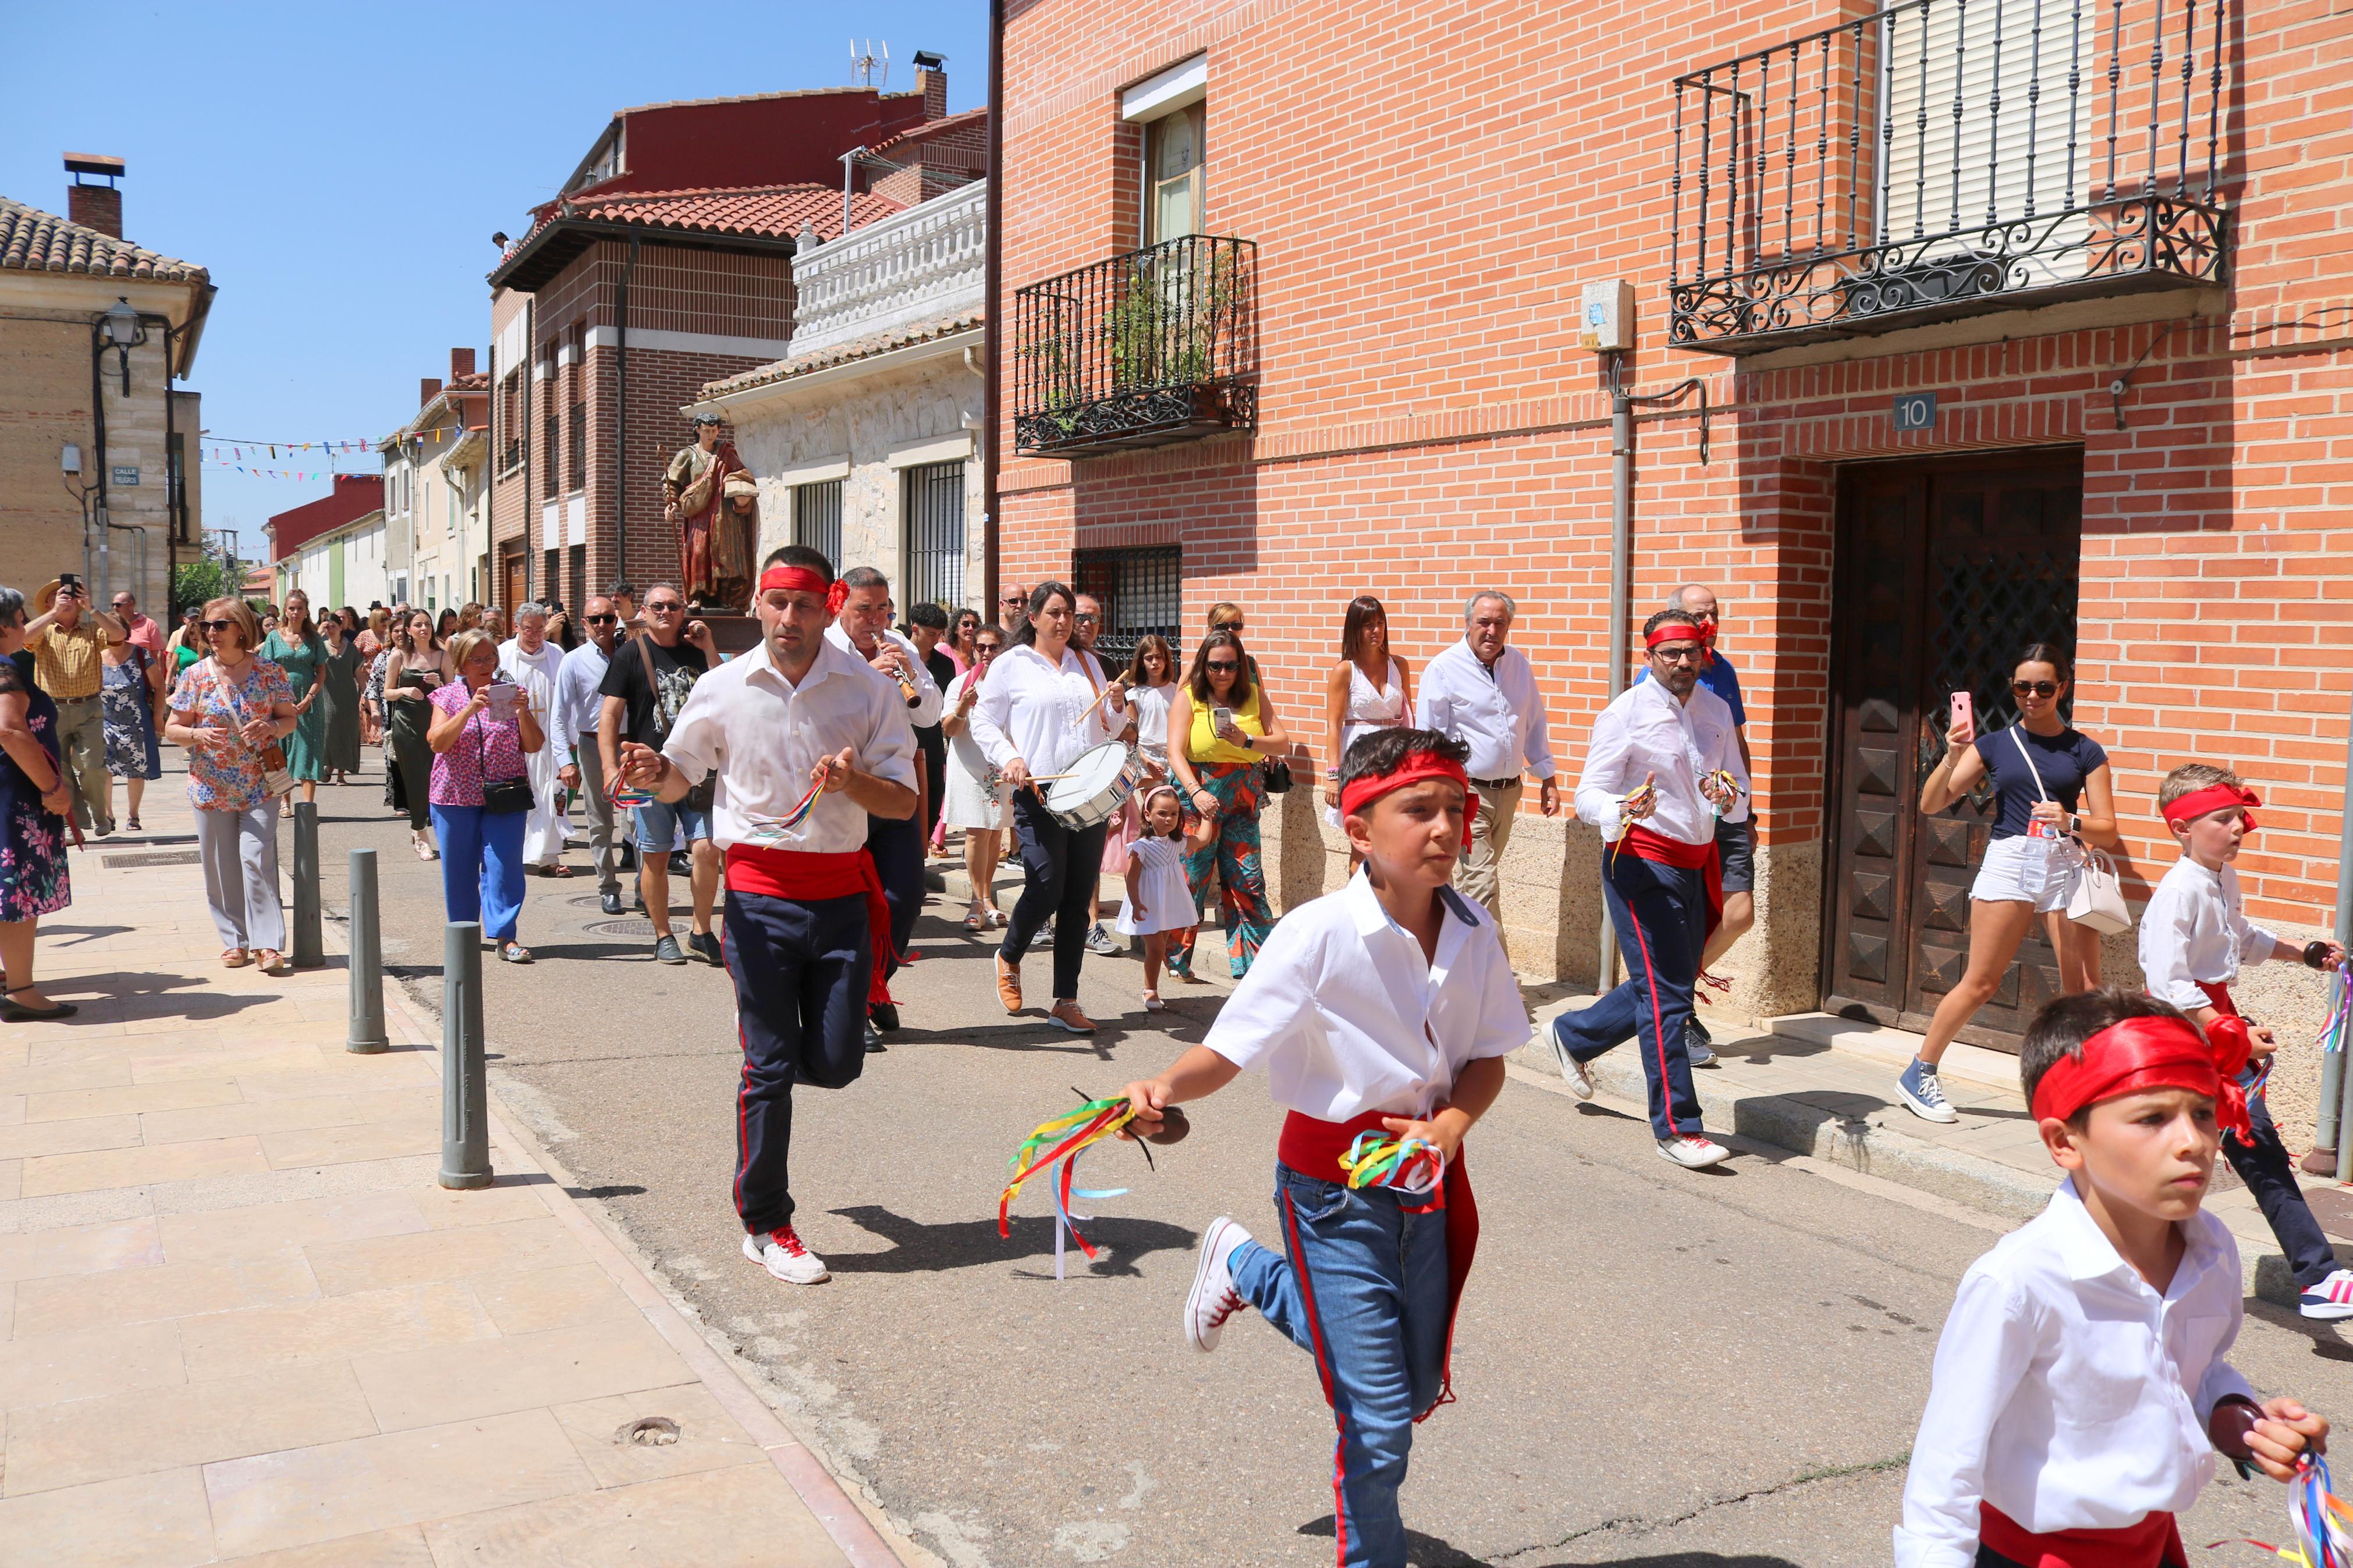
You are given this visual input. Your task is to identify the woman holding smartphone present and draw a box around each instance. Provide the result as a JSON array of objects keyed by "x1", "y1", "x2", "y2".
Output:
[
  {"x1": 1896, "y1": 642, "x2": 2119, "y2": 1122},
  {"x1": 425, "y1": 631, "x2": 544, "y2": 965},
  {"x1": 1165, "y1": 628, "x2": 1288, "y2": 982}
]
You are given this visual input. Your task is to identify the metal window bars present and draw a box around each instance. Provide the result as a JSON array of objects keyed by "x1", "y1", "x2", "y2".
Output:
[
  {"x1": 1073, "y1": 545, "x2": 1183, "y2": 673},
  {"x1": 1667, "y1": 0, "x2": 2228, "y2": 349},
  {"x1": 902, "y1": 461, "x2": 967, "y2": 611},
  {"x1": 1014, "y1": 235, "x2": 1258, "y2": 457},
  {"x1": 794, "y1": 479, "x2": 843, "y2": 573}
]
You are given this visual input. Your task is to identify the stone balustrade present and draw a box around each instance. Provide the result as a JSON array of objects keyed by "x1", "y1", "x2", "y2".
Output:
[{"x1": 787, "y1": 179, "x2": 986, "y2": 360}]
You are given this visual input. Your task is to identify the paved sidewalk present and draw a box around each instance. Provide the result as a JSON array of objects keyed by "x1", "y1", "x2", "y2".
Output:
[{"x1": 1, "y1": 784, "x2": 902, "y2": 1566}]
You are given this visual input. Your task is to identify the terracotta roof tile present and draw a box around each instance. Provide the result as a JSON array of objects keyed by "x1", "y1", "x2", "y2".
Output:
[
  {"x1": 863, "y1": 108, "x2": 988, "y2": 159},
  {"x1": 0, "y1": 195, "x2": 207, "y2": 283},
  {"x1": 448, "y1": 371, "x2": 490, "y2": 392},
  {"x1": 701, "y1": 308, "x2": 984, "y2": 399},
  {"x1": 534, "y1": 185, "x2": 903, "y2": 244}
]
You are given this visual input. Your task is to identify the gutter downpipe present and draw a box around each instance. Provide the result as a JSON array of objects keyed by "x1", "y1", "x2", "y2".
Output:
[
  {"x1": 523, "y1": 295, "x2": 535, "y2": 608},
  {"x1": 615, "y1": 233, "x2": 640, "y2": 583},
  {"x1": 162, "y1": 321, "x2": 178, "y2": 607},
  {"x1": 88, "y1": 318, "x2": 111, "y2": 605},
  {"x1": 2329, "y1": 706, "x2": 2353, "y2": 1180},
  {"x1": 1596, "y1": 350, "x2": 1633, "y2": 992},
  {"x1": 982, "y1": 0, "x2": 1005, "y2": 622}
]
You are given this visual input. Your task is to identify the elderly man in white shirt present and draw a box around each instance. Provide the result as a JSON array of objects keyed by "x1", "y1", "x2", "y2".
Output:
[
  {"x1": 551, "y1": 596, "x2": 626, "y2": 913},
  {"x1": 498, "y1": 603, "x2": 570, "y2": 878},
  {"x1": 1549, "y1": 610, "x2": 1748, "y2": 1170},
  {"x1": 1413, "y1": 590, "x2": 1558, "y2": 933},
  {"x1": 825, "y1": 566, "x2": 943, "y2": 1043},
  {"x1": 968, "y1": 581, "x2": 1127, "y2": 1034},
  {"x1": 618, "y1": 546, "x2": 916, "y2": 1288}
]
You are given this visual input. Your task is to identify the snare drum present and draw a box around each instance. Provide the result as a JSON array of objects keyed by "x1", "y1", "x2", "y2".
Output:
[{"x1": 1044, "y1": 742, "x2": 1147, "y2": 832}]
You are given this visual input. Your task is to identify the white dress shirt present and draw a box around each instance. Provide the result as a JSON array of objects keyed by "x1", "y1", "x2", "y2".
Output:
[
  {"x1": 2138, "y1": 856, "x2": 2279, "y2": 1012},
  {"x1": 1894, "y1": 1178, "x2": 2255, "y2": 1568},
  {"x1": 1573, "y1": 678, "x2": 1749, "y2": 848},
  {"x1": 1414, "y1": 639, "x2": 1556, "y2": 783},
  {"x1": 966, "y1": 642, "x2": 1123, "y2": 780},
  {"x1": 660, "y1": 636, "x2": 917, "y2": 856},
  {"x1": 826, "y1": 624, "x2": 942, "y2": 727},
  {"x1": 1205, "y1": 872, "x2": 1531, "y2": 1122},
  {"x1": 549, "y1": 640, "x2": 612, "y2": 759}
]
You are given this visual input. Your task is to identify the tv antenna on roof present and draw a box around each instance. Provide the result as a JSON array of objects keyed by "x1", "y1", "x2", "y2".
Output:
[{"x1": 850, "y1": 39, "x2": 888, "y2": 90}]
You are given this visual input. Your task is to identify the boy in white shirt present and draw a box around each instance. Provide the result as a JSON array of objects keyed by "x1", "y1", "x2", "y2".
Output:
[
  {"x1": 2142, "y1": 762, "x2": 2350, "y2": 1318},
  {"x1": 1117, "y1": 729, "x2": 1528, "y2": 1568},
  {"x1": 1896, "y1": 989, "x2": 2329, "y2": 1568}
]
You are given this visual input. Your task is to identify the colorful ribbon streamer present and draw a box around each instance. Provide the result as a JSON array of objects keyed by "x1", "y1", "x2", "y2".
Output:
[
  {"x1": 1610, "y1": 778, "x2": 1659, "y2": 870},
  {"x1": 2212, "y1": 1454, "x2": 2353, "y2": 1567},
  {"x1": 1337, "y1": 1131, "x2": 1444, "y2": 1197},
  {"x1": 1700, "y1": 767, "x2": 1746, "y2": 819},
  {"x1": 998, "y1": 1093, "x2": 1144, "y2": 1270},
  {"x1": 608, "y1": 776, "x2": 655, "y2": 809},
  {"x1": 2318, "y1": 965, "x2": 2352, "y2": 1057}
]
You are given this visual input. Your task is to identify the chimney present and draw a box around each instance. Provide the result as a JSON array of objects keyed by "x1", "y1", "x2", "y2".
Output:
[
  {"x1": 63, "y1": 153, "x2": 126, "y2": 239},
  {"x1": 420, "y1": 378, "x2": 442, "y2": 406},
  {"x1": 449, "y1": 347, "x2": 476, "y2": 381},
  {"x1": 913, "y1": 51, "x2": 947, "y2": 119}
]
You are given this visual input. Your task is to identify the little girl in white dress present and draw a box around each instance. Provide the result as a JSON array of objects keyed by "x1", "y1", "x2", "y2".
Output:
[{"x1": 1115, "y1": 785, "x2": 1210, "y2": 1011}]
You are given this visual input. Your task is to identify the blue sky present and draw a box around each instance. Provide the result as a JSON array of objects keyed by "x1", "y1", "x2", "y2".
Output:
[{"x1": 3, "y1": 1, "x2": 985, "y2": 565}]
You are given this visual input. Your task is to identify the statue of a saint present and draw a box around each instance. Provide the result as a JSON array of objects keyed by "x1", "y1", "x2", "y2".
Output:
[{"x1": 664, "y1": 414, "x2": 756, "y2": 611}]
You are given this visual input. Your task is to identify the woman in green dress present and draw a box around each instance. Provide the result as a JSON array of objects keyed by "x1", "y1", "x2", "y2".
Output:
[
  {"x1": 261, "y1": 590, "x2": 328, "y2": 815},
  {"x1": 315, "y1": 612, "x2": 364, "y2": 784}
]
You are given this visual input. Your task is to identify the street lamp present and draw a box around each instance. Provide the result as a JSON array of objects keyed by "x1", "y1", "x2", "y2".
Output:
[{"x1": 101, "y1": 296, "x2": 145, "y2": 393}]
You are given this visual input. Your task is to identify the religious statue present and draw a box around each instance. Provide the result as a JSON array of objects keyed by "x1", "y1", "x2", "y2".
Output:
[{"x1": 664, "y1": 414, "x2": 757, "y2": 611}]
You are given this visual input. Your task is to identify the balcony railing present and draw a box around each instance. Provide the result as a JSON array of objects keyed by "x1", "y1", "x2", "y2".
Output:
[
  {"x1": 787, "y1": 180, "x2": 986, "y2": 361},
  {"x1": 1013, "y1": 235, "x2": 1258, "y2": 457},
  {"x1": 1667, "y1": 0, "x2": 2230, "y2": 350}
]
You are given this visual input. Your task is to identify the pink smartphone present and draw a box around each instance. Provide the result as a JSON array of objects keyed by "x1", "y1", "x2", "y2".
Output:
[{"x1": 1949, "y1": 691, "x2": 1973, "y2": 733}]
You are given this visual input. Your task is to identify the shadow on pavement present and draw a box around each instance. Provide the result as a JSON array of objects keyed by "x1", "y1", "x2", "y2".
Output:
[
  {"x1": 1301, "y1": 1520, "x2": 1807, "y2": 1568},
  {"x1": 826, "y1": 1203, "x2": 1196, "y2": 1277},
  {"x1": 40, "y1": 970, "x2": 321, "y2": 1023}
]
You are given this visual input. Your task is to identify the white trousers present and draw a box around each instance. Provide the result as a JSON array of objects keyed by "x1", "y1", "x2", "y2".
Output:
[{"x1": 197, "y1": 802, "x2": 286, "y2": 951}]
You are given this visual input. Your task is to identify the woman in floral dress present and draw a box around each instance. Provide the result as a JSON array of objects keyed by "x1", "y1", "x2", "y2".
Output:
[
  {"x1": 0, "y1": 584, "x2": 76, "y2": 1021},
  {"x1": 165, "y1": 598, "x2": 299, "y2": 973},
  {"x1": 1162, "y1": 630, "x2": 1290, "y2": 981},
  {"x1": 99, "y1": 628, "x2": 163, "y2": 830}
]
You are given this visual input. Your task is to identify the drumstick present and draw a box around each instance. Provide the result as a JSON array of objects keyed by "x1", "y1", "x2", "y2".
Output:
[{"x1": 1070, "y1": 683, "x2": 1120, "y2": 729}]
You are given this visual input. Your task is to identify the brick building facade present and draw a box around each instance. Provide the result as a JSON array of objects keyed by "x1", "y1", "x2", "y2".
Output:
[
  {"x1": 992, "y1": 0, "x2": 2353, "y2": 1118},
  {"x1": 485, "y1": 71, "x2": 963, "y2": 617}
]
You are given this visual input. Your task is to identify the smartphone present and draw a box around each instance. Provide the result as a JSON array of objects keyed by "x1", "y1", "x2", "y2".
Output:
[
  {"x1": 1949, "y1": 691, "x2": 1973, "y2": 733},
  {"x1": 1212, "y1": 706, "x2": 1234, "y2": 731},
  {"x1": 58, "y1": 573, "x2": 81, "y2": 593}
]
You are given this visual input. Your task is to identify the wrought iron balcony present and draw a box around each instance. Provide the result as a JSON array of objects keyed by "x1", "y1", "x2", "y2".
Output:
[
  {"x1": 1667, "y1": 0, "x2": 2230, "y2": 351},
  {"x1": 1013, "y1": 235, "x2": 1258, "y2": 457}
]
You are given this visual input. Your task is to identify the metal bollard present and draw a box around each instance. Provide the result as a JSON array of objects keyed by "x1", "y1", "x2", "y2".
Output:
[
  {"x1": 346, "y1": 848, "x2": 388, "y2": 1053},
  {"x1": 439, "y1": 922, "x2": 492, "y2": 1189},
  {"x1": 290, "y1": 801, "x2": 323, "y2": 969}
]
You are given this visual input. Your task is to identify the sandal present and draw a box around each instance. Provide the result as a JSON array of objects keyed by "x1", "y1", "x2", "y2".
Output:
[
  {"x1": 2, "y1": 984, "x2": 76, "y2": 1022},
  {"x1": 1142, "y1": 990, "x2": 1166, "y2": 1012},
  {"x1": 411, "y1": 834, "x2": 437, "y2": 862},
  {"x1": 126, "y1": 815, "x2": 142, "y2": 831},
  {"x1": 499, "y1": 942, "x2": 533, "y2": 964},
  {"x1": 965, "y1": 899, "x2": 986, "y2": 932},
  {"x1": 255, "y1": 950, "x2": 287, "y2": 974},
  {"x1": 222, "y1": 948, "x2": 251, "y2": 968},
  {"x1": 544, "y1": 863, "x2": 573, "y2": 878}
]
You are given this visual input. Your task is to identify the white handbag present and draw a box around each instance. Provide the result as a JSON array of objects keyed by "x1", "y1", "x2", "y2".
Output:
[{"x1": 2008, "y1": 727, "x2": 2132, "y2": 936}]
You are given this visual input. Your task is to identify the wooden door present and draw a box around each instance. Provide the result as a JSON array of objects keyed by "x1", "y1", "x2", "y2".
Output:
[
  {"x1": 1822, "y1": 451, "x2": 2083, "y2": 1052},
  {"x1": 501, "y1": 549, "x2": 526, "y2": 619}
]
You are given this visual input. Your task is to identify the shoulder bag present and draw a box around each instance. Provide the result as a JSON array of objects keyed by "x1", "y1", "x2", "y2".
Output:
[
  {"x1": 474, "y1": 703, "x2": 533, "y2": 815},
  {"x1": 224, "y1": 662, "x2": 297, "y2": 799},
  {"x1": 637, "y1": 634, "x2": 716, "y2": 814},
  {"x1": 2008, "y1": 727, "x2": 2130, "y2": 935}
]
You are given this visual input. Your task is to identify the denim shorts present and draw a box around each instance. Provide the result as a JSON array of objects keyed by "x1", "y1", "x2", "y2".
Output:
[
  {"x1": 1970, "y1": 831, "x2": 2074, "y2": 913},
  {"x1": 633, "y1": 797, "x2": 713, "y2": 851}
]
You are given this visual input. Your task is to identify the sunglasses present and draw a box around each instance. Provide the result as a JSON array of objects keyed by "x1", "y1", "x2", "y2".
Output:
[
  {"x1": 2011, "y1": 679, "x2": 2060, "y2": 698},
  {"x1": 1211, "y1": 621, "x2": 1244, "y2": 632},
  {"x1": 201, "y1": 620, "x2": 235, "y2": 632},
  {"x1": 1074, "y1": 613, "x2": 1100, "y2": 624},
  {"x1": 1000, "y1": 595, "x2": 1024, "y2": 606},
  {"x1": 584, "y1": 613, "x2": 617, "y2": 624},
  {"x1": 645, "y1": 602, "x2": 684, "y2": 613},
  {"x1": 1205, "y1": 660, "x2": 1240, "y2": 673}
]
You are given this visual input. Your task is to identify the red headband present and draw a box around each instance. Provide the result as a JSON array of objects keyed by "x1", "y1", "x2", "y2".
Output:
[
  {"x1": 759, "y1": 565, "x2": 848, "y2": 616},
  {"x1": 1645, "y1": 619, "x2": 1716, "y2": 656},
  {"x1": 1337, "y1": 753, "x2": 1471, "y2": 822},
  {"x1": 2162, "y1": 783, "x2": 2260, "y2": 835},
  {"x1": 2029, "y1": 1014, "x2": 2250, "y2": 1140}
]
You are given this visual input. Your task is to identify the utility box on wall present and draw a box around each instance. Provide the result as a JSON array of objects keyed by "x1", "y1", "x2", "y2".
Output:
[{"x1": 1578, "y1": 280, "x2": 1634, "y2": 352}]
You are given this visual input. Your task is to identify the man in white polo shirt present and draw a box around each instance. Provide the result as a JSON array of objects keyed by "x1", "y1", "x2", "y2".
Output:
[
  {"x1": 1414, "y1": 589, "x2": 1559, "y2": 934},
  {"x1": 619, "y1": 545, "x2": 917, "y2": 1286}
]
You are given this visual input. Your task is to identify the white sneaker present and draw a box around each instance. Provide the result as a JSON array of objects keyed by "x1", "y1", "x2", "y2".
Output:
[
  {"x1": 1549, "y1": 1017, "x2": 1596, "y2": 1100},
  {"x1": 743, "y1": 1226, "x2": 829, "y2": 1285},
  {"x1": 1184, "y1": 1216, "x2": 1252, "y2": 1352},
  {"x1": 1656, "y1": 1135, "x2": 1731, "y2": 1170}
]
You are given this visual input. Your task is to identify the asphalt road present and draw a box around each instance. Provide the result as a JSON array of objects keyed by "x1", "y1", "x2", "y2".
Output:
[{"x1": 296, "y1": 759, "x2": 2353, "y2": 1568}]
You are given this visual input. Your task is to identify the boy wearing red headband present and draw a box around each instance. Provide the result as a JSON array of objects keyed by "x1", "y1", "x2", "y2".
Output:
[
  {"x1": 1897, "y1": 989, "x2": 2330, "y2": 1568},
  {"x1": 1116, "y1": 728, "x2": 1527, "y2": 1568},
  {"x1": 2142, "y1": 763, "x2": 2351, "y2": 1319},
  {"x1": 620, "y1": 546, "x2": 917, "y2": 1288}
]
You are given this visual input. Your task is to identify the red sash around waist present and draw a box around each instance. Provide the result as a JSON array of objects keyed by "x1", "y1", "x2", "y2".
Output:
[
  {"x1": 2196, "y1": 980, "x2": 2238, "y2": 1018},
  {"x1": 723, "y1": 845, "x2": 899, "y2": 1007},
  {"x1": 1623, "y1": 824, "x2": 1726, "y2": 938},
  {"x1": 1979, "y1": 1502, "x2": 2181, "y2": 1568},
  {"x1": 1279, "y1": 1110, "x2": 1479, "y2": 1419}
]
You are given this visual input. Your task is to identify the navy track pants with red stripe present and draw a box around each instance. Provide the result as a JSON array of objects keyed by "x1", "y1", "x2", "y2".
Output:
[
  {"x1": 721, "y1": 888, "x2": 871, "y2": 1236},
  {"x1": 1551, "y1": 851, "x2": 1707, "y2": 1140}
]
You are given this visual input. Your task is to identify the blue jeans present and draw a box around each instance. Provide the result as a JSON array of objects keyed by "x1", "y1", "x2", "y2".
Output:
[
  {"x1": 1552, "y1": 849, "x2": 1706, "y2": 1139},
  {"x1": 1230, "y1": 1165, "x2": 1450, "y2": 1568},
  {"x1": 430, "y1": 803, "x2": 527, "y2": 943}
]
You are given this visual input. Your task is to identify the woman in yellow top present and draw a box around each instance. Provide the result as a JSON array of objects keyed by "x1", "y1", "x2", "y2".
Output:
[{"x1": 1163, "y1": 628, "x2": 1290, "y2": 980}]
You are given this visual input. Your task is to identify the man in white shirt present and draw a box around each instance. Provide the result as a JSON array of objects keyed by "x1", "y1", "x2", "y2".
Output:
[
  {"x1": 826, "y1": 567, "x2": 941, "y2": 1043},
  {"x1": 498, "y1": 603, "x2": 569, "y2": 877},
  {"x1": 1550, "y1": 610, "x2": 1748, "y2": 1170},
  {"x1": 552, "y1": 596, "x2": 626, "y2": 913},
  {"x1": 619, "y1": 546, "x2": 916, "y2": 1287},
  {"x1": 2143, "y1": 762, "x2": 2351, "y2": 1318},
  {"x1": 1413, "y1": 590, "x2": 1558, "y2": 934}
]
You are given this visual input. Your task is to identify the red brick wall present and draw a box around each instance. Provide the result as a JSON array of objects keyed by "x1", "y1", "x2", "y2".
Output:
[{"x1": 996, "y1": 0, "x2": 2353, "y2": 969}]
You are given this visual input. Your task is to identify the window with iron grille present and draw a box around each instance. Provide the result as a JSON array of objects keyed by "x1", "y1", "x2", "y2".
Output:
[
  {"x1": 1072, "y1": 545, "x2": 1181, "y2": 673},
  {"x1": 794, "y1": 480, "x2": 842, "y2": 571},
  {"x1": 567, "y1": 400, "x2": 586, "y2": 492},
  {"x1": 542, "y1": 407, "x2": 559, "y2": 494},
  {"x1": 901, "y1": 461, "x2": 966, "y2": 611}
]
